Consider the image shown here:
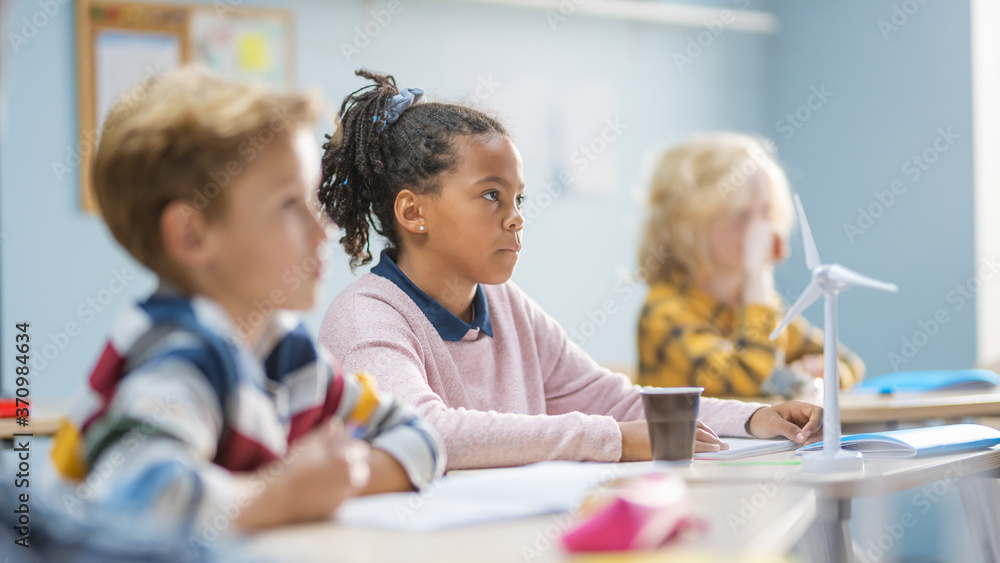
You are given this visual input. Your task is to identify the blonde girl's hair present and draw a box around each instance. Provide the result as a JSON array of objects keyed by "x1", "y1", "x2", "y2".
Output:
[{"x1": 638, "y1": 132, "x2": 793, "y2": 285}]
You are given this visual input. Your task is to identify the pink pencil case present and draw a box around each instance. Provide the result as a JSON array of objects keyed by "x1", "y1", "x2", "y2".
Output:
[{"x1": 561, "y1": 472, "x2": 705, "y2": 552}]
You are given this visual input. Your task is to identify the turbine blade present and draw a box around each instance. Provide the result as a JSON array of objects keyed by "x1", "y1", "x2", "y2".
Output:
[
  {"x1": 770, "y1": 280, "x2": 823, "y2": 341},
  {"x1": 827, "y1": 264, "x2": 899, "y2": 293},
  {"x1": 795, "y1": 194, "x2": 821, "y2": 270}
]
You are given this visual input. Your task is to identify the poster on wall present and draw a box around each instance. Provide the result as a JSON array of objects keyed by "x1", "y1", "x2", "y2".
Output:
[
  {"x1": 94, "y1": 30, "x2": 182, "y2": 130},
  {"x1": 189, "y1": 9, "x2": 293, "y2": 88},
  {"x1": 77, "y1": 0, "x2": 293, "y2": 212}
]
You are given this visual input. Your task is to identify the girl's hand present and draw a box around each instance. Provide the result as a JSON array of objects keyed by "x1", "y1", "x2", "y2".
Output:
[
  {"x1": 618, "y1": 420, "x2": 730, "y2": 460},
  {"x1": 742, "y1": 219, "x2": 781, "y2": 305},
  {"x1": 618, "y1": 420, "x2": 651, "y2": 461},
  {"x1": 747, "y1": 401, "x2": 823, "y2": 445},
  {"x1": 695, "y1": 421, "x2": 729, "y2": 453},
  {"x1": 789, "y1": 354, "x2": 825, "y2": 379},
  {"x1": 772, "y1": 229, "x2": 790, "y2": 263},
  {"x1": 743, "y1": 219, "x2": 778, "y2": 275}
]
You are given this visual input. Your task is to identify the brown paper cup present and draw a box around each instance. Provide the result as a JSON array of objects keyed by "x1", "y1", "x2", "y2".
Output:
[{"x1": 640, "y1": 387, "x2": 703, "y2": 462}]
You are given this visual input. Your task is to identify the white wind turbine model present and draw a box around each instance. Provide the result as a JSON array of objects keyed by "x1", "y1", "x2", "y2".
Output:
[{"x1": 771, "y1": 194, "x2": 899, "y2": 472}]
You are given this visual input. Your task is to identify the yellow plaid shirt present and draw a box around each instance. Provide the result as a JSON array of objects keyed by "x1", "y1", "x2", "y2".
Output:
[{"x1": 637, "y1": 276, "x2": 864, "y2": 397}]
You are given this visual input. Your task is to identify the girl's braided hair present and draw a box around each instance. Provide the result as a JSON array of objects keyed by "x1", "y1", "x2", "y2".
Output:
[{"x1": 319, "y1": 69, "x2": 508, "y2": 270}]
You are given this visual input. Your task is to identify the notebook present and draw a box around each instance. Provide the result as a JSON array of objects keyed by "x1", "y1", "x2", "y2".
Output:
[
  {"x1": 852, "y1": 369, "x2": 1000, "y2": 394},
  {"x1": 694, "y1": 438, "x2": 799, "y2": 460},
  {"x1": 796, "y1": 424, "x2": 1000, "y2": 458},
  {"x1": 335, "y1": 461, "x2": 662, "y2": 531}
]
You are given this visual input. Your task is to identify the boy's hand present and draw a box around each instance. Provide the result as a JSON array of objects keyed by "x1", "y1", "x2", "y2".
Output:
[
  {"x1": 747, "y1": 401, "x2": 823, "y2": 445},
  {"x1": 363, "y1": 448, "x2": 414, "y2": 495},
  {"x1": 238, "y1": 419, "x2": 370, "y2": 529},
  {"x1": 284, "y1": 419, "x2": 371, "y2": 520}
]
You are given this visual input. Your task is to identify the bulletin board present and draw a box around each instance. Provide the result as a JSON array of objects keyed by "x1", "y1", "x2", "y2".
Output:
[{"x1": 76, "y1": 0, "x2": 294, "y2": 212}]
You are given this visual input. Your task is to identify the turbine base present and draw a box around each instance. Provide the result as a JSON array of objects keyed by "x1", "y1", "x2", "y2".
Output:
[{"x1": 801, "y1": 450, "x2": 864, "y2": 473}]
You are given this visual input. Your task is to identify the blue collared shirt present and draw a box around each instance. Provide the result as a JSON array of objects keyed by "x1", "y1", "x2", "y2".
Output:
[{"x1": 372, "y1": 250, "x2": 494, "y2": 342}]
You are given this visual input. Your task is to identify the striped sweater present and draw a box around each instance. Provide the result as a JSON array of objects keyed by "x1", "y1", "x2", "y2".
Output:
[{"x1": 50, "y1": 283, "x2": 445, "y2": 531}]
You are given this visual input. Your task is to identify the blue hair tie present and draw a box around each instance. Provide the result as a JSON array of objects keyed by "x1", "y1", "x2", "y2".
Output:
[{"x1": 382, "y1": 87, "x2": 424, "y2": 127}]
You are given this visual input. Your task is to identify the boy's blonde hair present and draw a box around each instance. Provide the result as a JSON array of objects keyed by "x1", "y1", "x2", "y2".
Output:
[
  {"x1": 638, "y1": 132, "x2": 794, "y2": 284},
  {"x1": 93, "y1": 65, "x2": 320, "y2": 278}
]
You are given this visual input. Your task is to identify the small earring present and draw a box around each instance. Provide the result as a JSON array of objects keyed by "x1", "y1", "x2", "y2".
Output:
[{"x1": 418, "y1": 225, "x2": 425, "y2": 231}]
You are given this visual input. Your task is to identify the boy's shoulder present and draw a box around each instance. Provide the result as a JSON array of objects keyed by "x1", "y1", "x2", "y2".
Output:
[
  {"x1": 127, "y1": 292, "x2": 242, "y2": 369},
  {"x1": 64, "y1": 292, "x2": 243, "y2": 444}
]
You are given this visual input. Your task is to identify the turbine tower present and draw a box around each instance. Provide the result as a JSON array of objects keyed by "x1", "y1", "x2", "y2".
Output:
[{"x1": 771, "y1": 194, "x2": 899, "y2": 472}]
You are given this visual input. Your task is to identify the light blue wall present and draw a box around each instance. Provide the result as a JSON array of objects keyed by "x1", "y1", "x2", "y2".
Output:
[
  {"x1": 2, "y1": 0, "x2": 979, "y2": 401},
  {"x1": 0, "y1": 0, "x2": 774, "y2": 400},
  {"x1": 770, "y1": 0, "x2": 976, "y2": 378}
]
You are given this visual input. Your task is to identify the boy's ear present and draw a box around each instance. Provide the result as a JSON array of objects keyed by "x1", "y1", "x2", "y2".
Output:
[
  {"x1": 160, "y1": 201, "x2": 217, "y2": 268},
  {"x1": 394, "y1": 188, "x2": 427, "y2": 234}
]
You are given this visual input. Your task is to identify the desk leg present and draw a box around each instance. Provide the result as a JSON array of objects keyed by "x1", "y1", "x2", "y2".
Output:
[
  {"x1": 795, "y1": 498, "x2": 854, "y2": 563},
  {"x1": 959, "y1": 476, "x2": 1000, "y2": 563}
]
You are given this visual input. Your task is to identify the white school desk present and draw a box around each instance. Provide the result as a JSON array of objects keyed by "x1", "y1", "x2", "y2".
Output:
[
  {"x1": 838, "y1": 390, "x2": 1000, "y2": 425},
  {"x1": 249, "y1": 480, "x2": 817, "y2": 563},
  {"x1": 665, "y1": 446, "x2": 1000, "y2": 563},
  {"x1": 718, "y1": 390, "x2": 1000, "y2": 427}
]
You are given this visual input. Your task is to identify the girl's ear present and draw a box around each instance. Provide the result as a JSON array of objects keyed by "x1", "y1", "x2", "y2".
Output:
[
  {"x1": 394, "y1": 188, "x2": 427, "y2": 234},
  {"x1": 161, "y1": 201, "x2": 217, "y2": 269}
]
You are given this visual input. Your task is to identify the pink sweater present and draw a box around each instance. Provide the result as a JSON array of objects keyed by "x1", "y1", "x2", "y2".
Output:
[{"x1": 319, "y1": 261, "x2": 765, "y2": 470}]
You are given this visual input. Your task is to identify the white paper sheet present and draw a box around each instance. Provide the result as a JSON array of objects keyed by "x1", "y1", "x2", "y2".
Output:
[{"x1": 335, "y1": 461, "x2": 661, "y2": 532}]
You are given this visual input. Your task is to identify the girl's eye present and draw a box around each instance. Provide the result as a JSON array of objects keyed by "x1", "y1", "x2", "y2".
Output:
[
  {"x1": 484, "y1": 191, "x2": 499, "y2": 202},
  {"x1": 515, "y1": 195, "x2": 525, "y2": 209}
]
